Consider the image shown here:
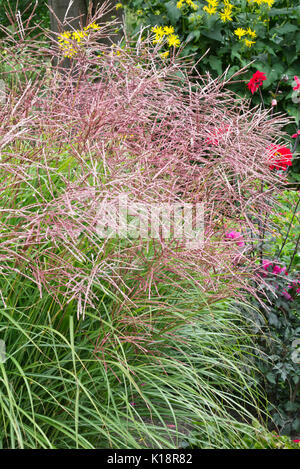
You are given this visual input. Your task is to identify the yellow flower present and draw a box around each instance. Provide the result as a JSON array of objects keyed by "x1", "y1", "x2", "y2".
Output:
[
  {"x1": 84, "y1": 22, "x2": 100, "y2": 31},
  {"x1": 177, "y1": 0, "x2": 184, "y2": 8},
  {"x1": 151, "y1": 25, "x2": 165, "y2": 44},
  {"x1": 203, "y1": 5, "x2": 217, "y2": 14},
  {"x1": 115, "y1": 3, "x2": 123, "y2": 10},
  {"x1": 58, "y1": 31, "x2": 71, "y2": 40},
  {"x1": 220, "y1": 10, "x2": 233, "y2": 22},
  {"x1": 224, "y1": 2, "x2": 233, "y2": 10},
  {"x1": 248, "y1": 0, "x2": 264, "y2": 4},
  {"x1": 207, "y1": 0, "x2": 219, "y2": 5},
  {"x1": 72, "y1": 30, "x2": 87, "y2": 42},
  {"x1": 246, "y1": 28, "x2": 257, "y2": 38},
  {"x1": 234, "y1": 27, "x2": 247, "y2": 39},
  {"x1": 160, "y1": 50, "x2": 170, "y2": 59},
  {"x1": 151, "y1": 26, "x2": 165, "y2": 38},
  {"x1": 263, "y1": 0, "x2": 274, "y2": 6},
  {"x1": 163, "y1": 26, "x2": 175, "y2": 35},
  {"x1": 186, "y1": 0, "x2": 198, "y2": 9},
  {"x1": 244, "y1": 38, "x2": 256, "y2": 47},
  {"x1": 167, "y1": 34, "x2": 181, "y2": 48},
  {"x1": 58, "y1": 30, "x2": 79, "y2": 57}
]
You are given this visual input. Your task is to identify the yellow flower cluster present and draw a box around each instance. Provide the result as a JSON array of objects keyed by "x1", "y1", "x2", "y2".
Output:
[
  {"x1": 219, "y1": 0, "x2": 234, "y2": 22},
  {"x1": 177, "y1": 0, "x2": 198, "y2": 11},
  {"x1": 234, "y1": 27, "x2": 257, "y2": 47},
  {"x1": 58, "y1": 22, "x2": 100, "y2": 58},
  {"x1": 203, "y1": 0, "x2": 218, "y2": 15},
  {"x1": 115, "y1": 3, "x2": 123, "y2": 10},
  {"x1": 151, "y1": 26, "x2": 181, "y2": 48},
  {"x1": 247, "y1": 0, "x2": 274, "y2": 6}
]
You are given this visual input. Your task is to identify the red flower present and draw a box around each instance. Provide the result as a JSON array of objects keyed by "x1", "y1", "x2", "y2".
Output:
[
  {"x1": 247, "y1": 70, "x2": 267, "y2": 94},
  {"x1": 292, "y1": 130, "x2": 300, "y2": 138},
  {"x1": 293, "y1": 75, "x2": 300, "y2": 91},
  {"x1": 266, "y1": 144, "x2": 293, "y2": 171}
]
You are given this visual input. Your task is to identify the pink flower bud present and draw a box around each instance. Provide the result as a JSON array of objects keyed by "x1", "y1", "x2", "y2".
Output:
[{"x1": 271, "y1": 99, "x2": 277, "y2": 106}]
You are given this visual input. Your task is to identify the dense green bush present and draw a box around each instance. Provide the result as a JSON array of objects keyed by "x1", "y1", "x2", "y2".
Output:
[
  {"x1": 240, "y1": 190, "x2": 300, "y2": 436},
  {"x1": 243, "y1": 271, "x2": 300, "y2": 435}
]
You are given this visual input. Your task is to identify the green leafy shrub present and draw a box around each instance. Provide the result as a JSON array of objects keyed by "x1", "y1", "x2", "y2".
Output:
[
  {"x1": 243, "y1": 268, "x2": 300, "y2": 435},
  {"x1": 239, "y1": 190, "x2": 300, "y2": 436}
]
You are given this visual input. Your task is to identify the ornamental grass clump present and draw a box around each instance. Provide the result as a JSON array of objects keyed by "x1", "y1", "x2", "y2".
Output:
[
  {"x1": 0, "y1": 39, "x2": 284, "y2": 308},
  {"x1": 0, "y1": 4, "x2": 290, "y2": 337},
  {"x1": 0, "y1": 5, "x2": 292, "y2": 448}
]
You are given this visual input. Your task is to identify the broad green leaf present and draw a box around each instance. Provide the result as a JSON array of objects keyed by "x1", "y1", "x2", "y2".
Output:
[{"x1": 165, "y1": 0, "x2": 182, "y2": 23}]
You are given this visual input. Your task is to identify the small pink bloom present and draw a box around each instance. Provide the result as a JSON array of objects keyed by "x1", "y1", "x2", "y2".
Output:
[
  {"x1": 293, "y1": 439, "x2": 300, "y2": 443},
  {"x1": 272, "y1": 265, "x2": 281, "y2": 274},
  {"x1": 292, "y1": 130, "x2": 300, "y2": 138},
  {"x1": 225, "y1": 231, "x2": 244, "y2": 246},
  {"x1": 273, "y1": 265, "x2": 286, "y2": 275},
  {"x1": 271, "y1": 99, "x2": 277, "y2": 106}
]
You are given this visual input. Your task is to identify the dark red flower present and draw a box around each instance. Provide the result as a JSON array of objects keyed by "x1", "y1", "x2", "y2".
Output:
[
  {"x1": 247, "y1": 70, "x2": 267, "y2": 94},
  {"x1": 267, "y1": 144, "x2": 293, "y2": 171}
]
